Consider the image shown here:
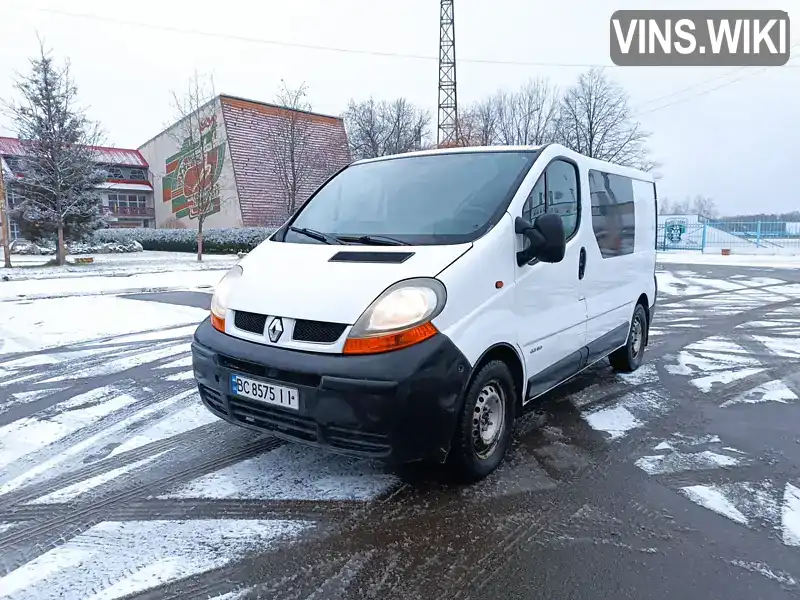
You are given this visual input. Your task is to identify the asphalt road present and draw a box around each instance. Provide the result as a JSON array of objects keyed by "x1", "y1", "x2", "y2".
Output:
[{"x1": 0, "y1": 262, "x2": 799, "y2": 599}]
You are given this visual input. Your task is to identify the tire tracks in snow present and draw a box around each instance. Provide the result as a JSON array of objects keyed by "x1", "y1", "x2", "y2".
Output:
[{"x1": 0, "y1": 434, "x2": 285, "y2": 575}]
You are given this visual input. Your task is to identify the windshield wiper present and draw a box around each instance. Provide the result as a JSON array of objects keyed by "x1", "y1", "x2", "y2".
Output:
[
  {"x1": 289, "y1": 226, "x2": 344, "y2": 245},
  {"x1": 338, "y1": 234, "x2": 410, "y2": 246}
]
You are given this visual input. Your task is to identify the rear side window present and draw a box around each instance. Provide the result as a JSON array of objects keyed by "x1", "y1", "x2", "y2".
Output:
[
  {"x1": 588, "y1": 170, "x2": 636, "y2": 257},
  {"x1": 521, "y1": 159, "x2": 580, "y2": 239}
]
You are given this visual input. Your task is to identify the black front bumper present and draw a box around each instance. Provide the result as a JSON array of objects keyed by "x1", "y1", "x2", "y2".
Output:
[{"x1": 191, "y1": 318, "x2": 472, "y2": 464}]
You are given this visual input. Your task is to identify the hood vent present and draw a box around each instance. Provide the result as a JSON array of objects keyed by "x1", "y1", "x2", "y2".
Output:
[{"x1": 329, "y1": 251, "x2": 414, "y2": 264}]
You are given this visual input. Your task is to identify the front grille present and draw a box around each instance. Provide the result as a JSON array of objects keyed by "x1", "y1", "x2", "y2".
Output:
[
  {"x1": 228, "y1": 396, "x2": 391, "y2": 457},
  {"x1": 234, "y1": 311, "x2": 267, "y2": 334},
  {"x1": 199, "y1": 384, "x2": 227, "y2": 416},
  {"x1": 293, "y1": 319, "x2": 347, "y2": 343},
  {"x1": 217, "y1": 354, "x2": 321, "y2": 388},
  {"x1": 229, "y1": 397, "x2": 318, "y2": 443},
  {"x1": 326, "y1": 425, "x2": 392, "y2": 455}
]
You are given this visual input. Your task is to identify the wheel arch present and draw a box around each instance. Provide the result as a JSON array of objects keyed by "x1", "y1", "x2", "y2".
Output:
[
  {"x1": 464, "y1": 342, "x2": 526, "y2": 412},
  {"x1": 636, "y1": 293, "x2": 651, "y2": 345}
]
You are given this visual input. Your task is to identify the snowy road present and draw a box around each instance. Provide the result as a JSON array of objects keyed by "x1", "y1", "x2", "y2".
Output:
[{"x1": 1, "y1": 262, "x2": 799, "y2": 599}]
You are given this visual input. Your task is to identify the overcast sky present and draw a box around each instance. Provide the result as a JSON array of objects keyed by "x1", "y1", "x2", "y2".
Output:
[{"x1": 1, "y1": 0, "x2": 797, "y2": 216}]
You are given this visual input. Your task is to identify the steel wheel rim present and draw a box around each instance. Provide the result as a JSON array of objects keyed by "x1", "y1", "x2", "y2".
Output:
[
  {"x1": 472, "y1": 381, "x2": 506, "y2": 460},
  {"x1": 631, "y1": 315, "x2": 644, "y2": 357}
]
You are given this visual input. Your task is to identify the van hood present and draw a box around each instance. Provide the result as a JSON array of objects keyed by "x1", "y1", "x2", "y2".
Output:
[{"x1": 228, "y1": 240, "x2": 472, "y2": 323}]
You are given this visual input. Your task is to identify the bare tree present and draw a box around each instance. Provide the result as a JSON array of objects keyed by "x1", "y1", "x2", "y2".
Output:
[
  {"x1": 494, "y1": 78, "x2": 560, "y2": 146},
  {"x1": 690, "y1": 195, "x2": 718, "y2": 219},
  {"x1": 0, "y1": 160, "x2": 12, "y2": 268},
  {"x1": 555, "y1": 68, "x2": 657, "y2": 171},
  {"x1": 169, "y1": 71, "x2": 227, "y2": 262},
  {"x1": 3, "y1": 40, "x2": 107, "y2": 266},
  {"x1": 265, "y1": 80, "x2": 338, "y2": 219},
  {"x1": 658, "y1": 197, "x2": 672, "y2": 215},
  {"x1": 671, "y1": 198, "x2": 691, "y2": 213},
  {"x1": 456, "y1": 97, "x2": 498, "y2": 147},
  {"x1": 343, "y1": 97, "x2": 431, "y2": 160}
]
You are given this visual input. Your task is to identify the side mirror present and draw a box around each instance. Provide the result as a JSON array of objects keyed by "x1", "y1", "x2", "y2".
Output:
[{"x1": 515, "y1": 214, "x2": 566, "y2": 267}]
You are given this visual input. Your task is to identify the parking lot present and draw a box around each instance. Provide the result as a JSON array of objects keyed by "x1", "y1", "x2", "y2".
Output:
[{"x1": 1, "y1": 260, "x2": 799, "y2": 599}]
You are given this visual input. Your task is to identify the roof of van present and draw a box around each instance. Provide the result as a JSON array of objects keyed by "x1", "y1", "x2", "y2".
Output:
[
  {"x1": 353, "y1": 145, "x2": 545, "y2": 165},
  {"x1": 352, "y1": 143, "x2": 655, "y2": 181}
]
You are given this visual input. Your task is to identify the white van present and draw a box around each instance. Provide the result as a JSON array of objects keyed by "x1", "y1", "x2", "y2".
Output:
[{"x1": 192, "y1": 144, "x2": 658, "y2": 481}]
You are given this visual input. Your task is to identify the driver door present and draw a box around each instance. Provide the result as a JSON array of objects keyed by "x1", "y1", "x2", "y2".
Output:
[{"x1": 514, "y1": 159, "x2": 588, "y2": 402}]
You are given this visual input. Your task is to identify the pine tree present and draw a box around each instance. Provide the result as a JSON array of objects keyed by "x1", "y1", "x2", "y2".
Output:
[{"x1": 3, "y1": 40, "x2": 108, "y2": 265}]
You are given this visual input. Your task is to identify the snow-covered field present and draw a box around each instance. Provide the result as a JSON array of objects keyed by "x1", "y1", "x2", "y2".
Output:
[
  {"x1": 0, "y1": 251, "x2": 238, "y2": 300},
  {"x1": 1, "y1": 250, "x2": 240, "y2": 280},
  {"x1": 657, "y1": 251, "x2": 800, "y2": 268},
  {"x1": 0, "y1": 270, "x2": 230, "y2": 301},
  {"x1": 0, "y1": 252, "x2": 236, "y2": 353}
]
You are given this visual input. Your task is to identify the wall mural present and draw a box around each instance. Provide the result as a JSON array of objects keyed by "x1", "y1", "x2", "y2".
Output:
[{"x1": 162, "y1": 114, "x2": 227, "y2": 220}]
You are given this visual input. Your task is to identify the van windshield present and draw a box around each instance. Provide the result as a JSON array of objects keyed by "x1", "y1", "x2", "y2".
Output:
[{"x1": 282, "y1": 150, "x2": 538, "y2": 246}]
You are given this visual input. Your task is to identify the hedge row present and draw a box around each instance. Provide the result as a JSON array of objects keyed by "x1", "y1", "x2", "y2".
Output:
[{"x1": 92, "y1": 227, "x2": 276, "y2": 254}]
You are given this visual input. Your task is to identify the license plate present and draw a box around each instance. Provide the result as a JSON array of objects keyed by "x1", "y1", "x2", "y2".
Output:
[{"x1": 229, "y1": 373, "x2": 299, "y2": 410}]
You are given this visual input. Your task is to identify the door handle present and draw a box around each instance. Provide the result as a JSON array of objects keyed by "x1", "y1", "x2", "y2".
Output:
[{"x1": 578, "y1": 247, "x2": 587, "y2": 280}]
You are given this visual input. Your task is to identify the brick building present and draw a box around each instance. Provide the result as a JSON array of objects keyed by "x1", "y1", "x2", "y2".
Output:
[
  {"x1": 138, "y1": 94, "x2": 351, "y2": 230},
  {"x1": 0, "y1": 137, "x2": 155, "y2": 238}
]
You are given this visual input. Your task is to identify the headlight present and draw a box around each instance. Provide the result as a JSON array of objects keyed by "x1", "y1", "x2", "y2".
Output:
[
  {"x1": 344, "y1": 278, "x2": 447, "y2": 354},
  {"x1": 210, "y1": 265, "x2": 243, "y2": 329}
]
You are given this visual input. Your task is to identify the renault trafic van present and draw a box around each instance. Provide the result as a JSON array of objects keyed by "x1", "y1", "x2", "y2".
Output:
[{"x1": 191, "y1": 144, "x2": 658, "y2": 481}]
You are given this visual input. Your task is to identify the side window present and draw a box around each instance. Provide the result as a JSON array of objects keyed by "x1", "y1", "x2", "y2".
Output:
[
  {"x1": 521, "y1": 175, "x2": 545, "y2": 224},
  {"x1": 545, "y1": 160, "x2": 579, "y2": 238},
  {"x1": 589, "y1": 170, "x2": 636, "y2": 258}
]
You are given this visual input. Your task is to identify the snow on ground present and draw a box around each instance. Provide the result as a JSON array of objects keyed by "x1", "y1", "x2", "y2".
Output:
[
  {"x1": 681, "y1": 485, "x2": 749, "y2": 525},
  {"x1": 582, "y1": 406, "x2": 643, "y2": 440},
  {"x1": 653, "y1": 268, "x2": 796, "y2": 301},
  {"x1": 730, "y1": 561, "x2": 799, "y2": 587},
  {"x1": 0, "y1": 258, "x2": 797, "y2": 597},
  {"x1": 656, "y1": 270, "x2": 715, "y2": 297},
  {"x1": 108, "y1": 403, "x2": 217, "y2": 458},
  {"x1": 674, "y1": 481, "x2": 800, "y2": 548},
  {"x1": 0, "y1": 387, "x2": 138, "y2": 472},
  {"x1": 634, "y1": 432, "x2": 747, "y2": 477},
  {"x1": 0, "y1": 518, "x2": 311, "y2": 600},
  {"x1": 44, "y1": 342, "x2": 192, "y2": 382},
  {"x1": 0, "y1": 295, "x2": 208, "y2": 354},
  {"x1": 635, "y1": 450, "x2": 743, "y2": 475},
  {"x1": 665, "y1": 336, "x2": 765, "y2": 393},
  {"x1": 721, "y1": 380, "x2": 798, "y2": 408},
  {"x1": 0, "y1": 269, "x2": 228, "y2": 301},
  {"x1": 578, "y1": 368, "x2": 671, "y2": 442},
  {"x1": 0, "y1": 389, "x2": 198, "y2": 496},
  {"x1": 158, "y1": 443, "x2": 401, "y2": 502},
  {"x1": 657, "y1": 252, "x2": 800, "y2": 268},
  {"x1": 0, "y1": 251, "x2": 239, "y2": 300},
  {"x1": 28, "y1": 451, "x2": 172, "y2": 505},
  {"x1": 784, "y1": 484, "x2": 800, "y2": 546},
  {"x1": 1, "y1": 251, "x2": 240, "y2": 279}
]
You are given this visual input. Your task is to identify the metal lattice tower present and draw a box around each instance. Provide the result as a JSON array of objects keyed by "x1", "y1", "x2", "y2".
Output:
[{"x1": 437, "y1": 0, "x2": 458, "y2": 147}]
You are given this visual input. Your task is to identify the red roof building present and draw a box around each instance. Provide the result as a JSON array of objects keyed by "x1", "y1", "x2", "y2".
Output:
[{"x1": 0, "y1": 137, "x2": 156, "y2": 238}]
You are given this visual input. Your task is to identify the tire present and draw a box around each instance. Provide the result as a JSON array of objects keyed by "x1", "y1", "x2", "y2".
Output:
[
  {"x1": 609, "y1": 303, "x2": 648, "y2": 373},
  {"x1": 449, "y1": 360, "x2": 516, "y2": 482}
]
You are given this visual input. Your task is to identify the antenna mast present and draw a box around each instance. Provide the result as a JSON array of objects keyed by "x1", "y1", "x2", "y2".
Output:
[{"x1": 437, "y1": 0, "x2": 458, "y2": 147}]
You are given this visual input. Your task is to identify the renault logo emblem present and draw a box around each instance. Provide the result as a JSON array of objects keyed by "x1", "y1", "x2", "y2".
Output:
[{"x1": 267, "y1": 317, "x2": 284, "y2": 343}]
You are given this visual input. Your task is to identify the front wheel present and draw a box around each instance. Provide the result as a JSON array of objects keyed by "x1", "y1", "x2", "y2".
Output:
[
  {"x1": 449, "y1": 360, "x2": 516, "y2": 482},
  {"x1": 609, "y1": 303, "x2": 648, "y2": 373}
]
